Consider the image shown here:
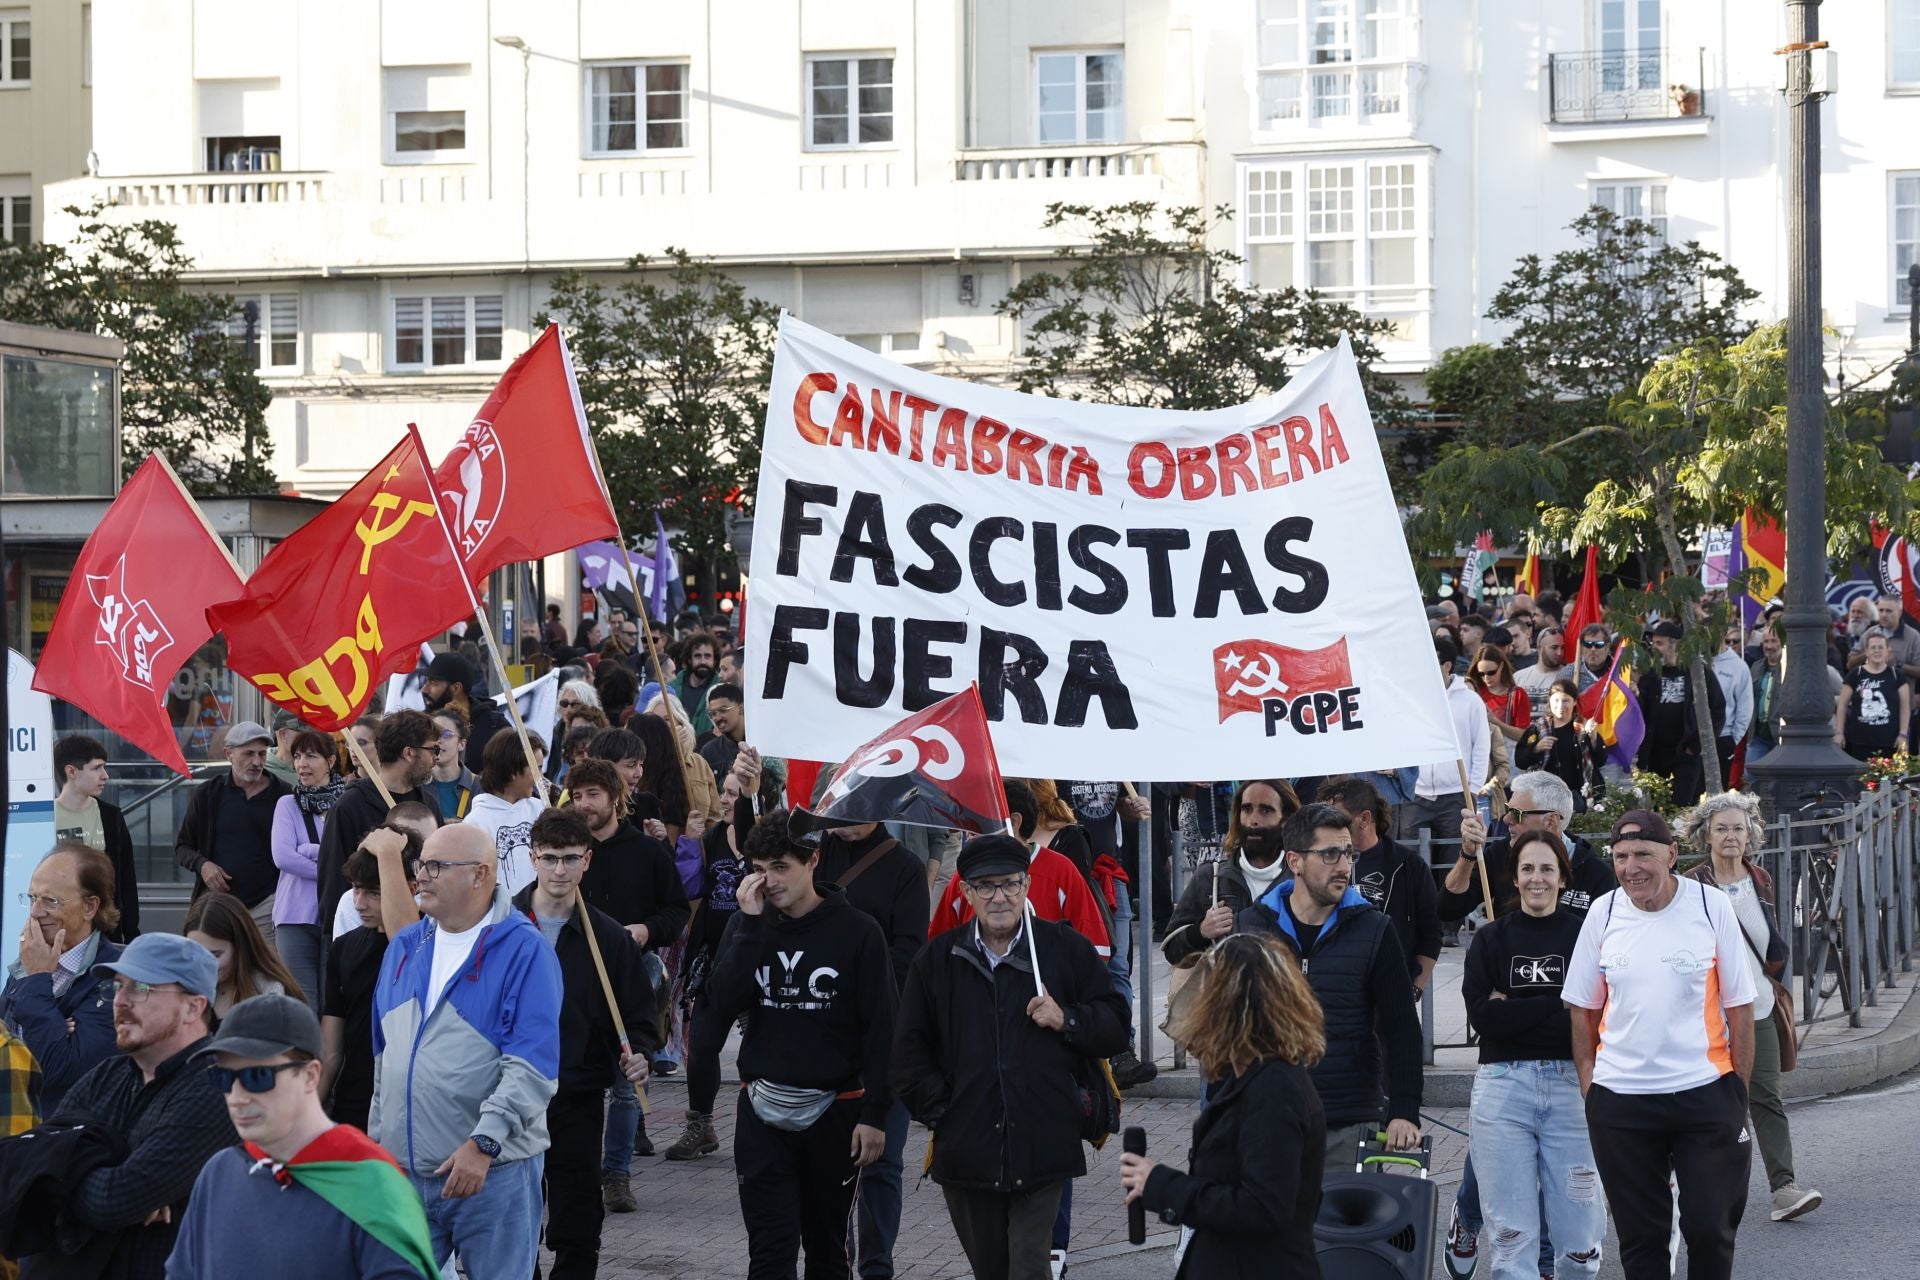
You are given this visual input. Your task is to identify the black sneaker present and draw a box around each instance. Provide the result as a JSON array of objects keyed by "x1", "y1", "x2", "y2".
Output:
[
  {"x1": 632, "y1": 1125, "x2": 655, "y2": 1158},
  {"x1": 1110, "y1": 1050, "x2": 1158, "y2": 1089},
  {"x1": 651, "y1": 1057, "x2": 680, "y2": 1077}
]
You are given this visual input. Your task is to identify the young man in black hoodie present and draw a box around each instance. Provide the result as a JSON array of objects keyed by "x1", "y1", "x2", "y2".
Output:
[
  {"x1": 316, "y1": 711, "x2": 441, "y2": 932},
  {"x1": 707, "y1": 816, "x2": 893, "y2": 1280},
  {"x1": 1317, "y1": 776, "x2": 1441, "y2": 998},
  {"x1": 514, "y1": 808, "x2": 656, "y2": 1280}
]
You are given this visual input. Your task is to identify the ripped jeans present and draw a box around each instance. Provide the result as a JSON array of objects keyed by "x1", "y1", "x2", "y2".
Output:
[{"x1": 1469, "y1": 1060, "x2": 1605, "y2": 1280}]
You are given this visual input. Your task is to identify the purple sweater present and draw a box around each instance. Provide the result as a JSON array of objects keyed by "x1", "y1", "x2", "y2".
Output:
[{"x1": 271, "y1": 794, "x2": 325, "y2": 926}]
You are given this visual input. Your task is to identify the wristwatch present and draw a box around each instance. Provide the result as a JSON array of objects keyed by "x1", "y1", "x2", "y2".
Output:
[{"x1": 469, "y1": 1134, "x2": 502, "y2": 1160}]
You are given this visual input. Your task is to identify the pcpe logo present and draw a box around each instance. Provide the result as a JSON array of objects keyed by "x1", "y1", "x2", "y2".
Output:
[
  {"x1": 439, "y1": 419, "x2": 507, "y2": 558},
  {"x1": 1212, "y1": 637, "x2": 1363, "y2": 738}
]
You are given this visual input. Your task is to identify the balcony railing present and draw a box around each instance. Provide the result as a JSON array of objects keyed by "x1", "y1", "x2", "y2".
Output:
[
  {"x1": 1547, "y1": 46, "x2": 1706, "y2": 124},
  {"x1": 100, "y1": 172, "x2": 328, "y2": 207},
  {"x1": 955, "y1": 145, "x2": 1159, "y2": 182}
]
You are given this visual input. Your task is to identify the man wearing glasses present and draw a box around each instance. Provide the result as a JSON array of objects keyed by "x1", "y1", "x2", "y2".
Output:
[
  {"x1": 1566, "y1": 623, "x2": 1618, "y2": 695},
  {"x1": 511, "y1": 809, "x2": 655, "y2": 1280},
  {"x1": 1442, "y1": 771, "x2": 1617, "y2": 921},
  {"x1": 27, "y1": 933, "x2": 235, "y2": 1279},
  {"x1": 166, "y1": 994, "x2": 436, "y2": 1279},
  {"x1": 1, "y1": 843, "x2": 127, "y2": 1111},
  {"x1": 1239, "y1": 803, "x2": 1423, "y2": 1164}
]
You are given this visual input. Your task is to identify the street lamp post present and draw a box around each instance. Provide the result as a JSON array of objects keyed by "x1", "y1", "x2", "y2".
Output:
[{"x1": 1749, "y1": 0, "x2": 1858, "y2": 812}]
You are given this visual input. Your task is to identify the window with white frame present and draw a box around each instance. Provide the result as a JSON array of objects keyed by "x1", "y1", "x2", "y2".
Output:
[
  {"x1": 1895, "y1": 0, "x2": 1920, "y2": 90},
  {"x1": 587, "y1": 61, "x2": 688, "y2": 155},
  {"x1": 806, "y1": 54, "x2": 894, "y2": 149},
  {"x1": 841, "y1": 331, "x2": 924, "y2": 359},
  {"x1": 1255, "y1": 0, "x2": 1408, "y2": 131},
  {"x1": 1034, "y1": 51, "x2": 1123, "y2": 144},
  {"x1": 0, "y1": 177, "x2": 29, "y2": 247},
  {"x1": 226, "y1": 292, "x2": 299, "y2": 371},
  {"x1": 1598, "y1": 0, "x2": 1662, "y2": 93},
  {"x1": 1895, "y1": 173, "x2": 1920, "y2": 307},
  {"x1": 392, "y1": 294, "x2": 503, "y2": 370},
  {"x1": 0, "y1": 9, "x2": 28, "y2": 84},
  {"x1": 1243, "y1": 156, "x2": 1426, "y2": 337},
  {"x1": 1590, "y1": 180, "x2": 1669, "y2": 239},
  {"x1": 385, "y1": 66, "x2": 470, "y2": 163}
]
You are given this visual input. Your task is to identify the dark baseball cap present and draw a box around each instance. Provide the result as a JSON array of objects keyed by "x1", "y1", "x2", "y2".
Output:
[
  {"x1": 1647, "y1": 620, "x2": 1684, "y2": 641},
  {"x1": 425, "y1": 651, "x2": 478, "y2": 688},
  {"x1": 205, "y1": 994, "x2": 324, "y2": 1060},
  {"x1": 955, "y1": 834, "x2": 1031, "y2": 882},
  {"x1": 1611, "y1": 809, "x2": 1675, "y2": 847},
  {"x1": 92, "y1": 932, "x2": 219, "y2": 1002}
]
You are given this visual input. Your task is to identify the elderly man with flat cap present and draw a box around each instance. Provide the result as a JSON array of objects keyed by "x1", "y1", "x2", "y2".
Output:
[{"x1": 892, "y1": 834, "x2": 1128, "y2": 1280}]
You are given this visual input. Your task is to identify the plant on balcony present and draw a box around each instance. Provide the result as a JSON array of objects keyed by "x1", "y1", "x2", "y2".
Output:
[
  {"x1": 0, "y1": 203, "x2": 275, "y2": 494},
  {"x1": 1668, "y1": 84, "x2": 1700, "y2": 116},
  {"x1": 538, "y1": 250, "x2": 779, "y2": 592},
  {"x1": 994, "y1": 202, "x2": 1425, "y2": 487}
]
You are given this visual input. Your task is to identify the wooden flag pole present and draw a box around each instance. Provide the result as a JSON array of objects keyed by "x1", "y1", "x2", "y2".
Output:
[
  {"x1": 1455, "y1": 758, "x2": 1497, "y2": 921},
  {"x1": 344, "y1": 731, "x2": 396, "y2": 809},
  {"x1": 575, "y1": 886, "x2": 651, "y2": 1116}
]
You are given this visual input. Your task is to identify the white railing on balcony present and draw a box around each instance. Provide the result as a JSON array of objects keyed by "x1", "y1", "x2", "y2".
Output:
[
  {"x1": 955, "y1": 145, "x2": 1160, "y2": 182},
  {"x1": 101, "y1": 173, "x2": 328, "y2": 207}
]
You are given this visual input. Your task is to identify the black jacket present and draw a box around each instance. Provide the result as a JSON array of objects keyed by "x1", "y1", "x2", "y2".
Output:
[
  {"x1": 1440, "y1": 832, "x2": 1618, "y2": 922},
  {"x1": 0, "y1": 1120, "x2": 128, "y2": 1276},
  {"x1": 816, "y1": 831, "x2": 931, "y2": 991},
  {"x1": 511, "y1": 886, "x2": 657, "y2": 1091},
  {"x1": 1637, "y1": 662, "x2": 1726, "y2": 768},
  {"x1": 707, "y1": 889, "x2": 896, "y2": 1129},
  {"x1": 890, "y1": 917, "x2": 1128, "y2": 1193},
  {"x1": 173, "y1": 772, "x2": 291, "y2": 905},
  {"x1": 95, "y1": 801, "x2": 140, "y2": 942},
  {"x1": 1140, "y1": 1059, "x2": 1325, "y2": 1280},
  {"x1": 1351, "y1": 834, "x2": 1442, "y2": 977},
  {"x1": 316, "y1": 777, "x2": 436, "y2": 931},
  {"x1": 579, "y1": 821, "x2": 689, "y2": 952},
  {"x1": 1162, "y1": 859, "x2": 1267, "y2": 968}
]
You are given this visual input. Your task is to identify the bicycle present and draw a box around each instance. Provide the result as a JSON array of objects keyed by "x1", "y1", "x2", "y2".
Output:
[{"x1": 1795, "y1": 786, "x2": 1853, "y2": 1008}]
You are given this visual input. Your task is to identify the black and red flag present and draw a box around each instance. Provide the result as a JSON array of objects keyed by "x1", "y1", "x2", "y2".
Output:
[{"x1": 795, "y1": 685, "x2": 1010, "y2": 836}]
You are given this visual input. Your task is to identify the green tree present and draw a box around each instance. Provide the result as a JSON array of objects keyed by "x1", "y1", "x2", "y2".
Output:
[
  {"x1": 538, "y1": 250, "x2": 780, "y2": 589},
  {"x1": 0, "y1": 205, "x2": 275, "y2": 494},
  {"x1": 994, "y1": 202, "x2": 1423, "y2": 481}
]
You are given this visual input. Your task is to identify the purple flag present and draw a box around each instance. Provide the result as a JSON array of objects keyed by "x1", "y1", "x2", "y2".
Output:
[{"x1": 649, "y1": 514, "x2": 672, "y2": 624}]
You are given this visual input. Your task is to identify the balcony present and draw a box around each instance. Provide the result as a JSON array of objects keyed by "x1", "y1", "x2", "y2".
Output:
[
  {"x1": 98, "y1": 172, "x2": 329, "y2": 207},
  {"x1": 1547, "y1": 47, "x2": 1707, "y2": 125},
  {"x1": 955, "y1": 145, "x2": 1163, "y2": 182}
]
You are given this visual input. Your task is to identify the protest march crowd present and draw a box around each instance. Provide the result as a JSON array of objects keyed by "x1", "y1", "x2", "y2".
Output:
[{"x1": 0, "y1": 324, "x2": 1845, "y2": 1280}]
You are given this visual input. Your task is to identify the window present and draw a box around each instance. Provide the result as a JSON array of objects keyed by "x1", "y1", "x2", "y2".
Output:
[
  {"x1": 1255, "y1": 0, "x2": 1408, "y2": 130},
  {"x1": 587, "y1": 61, "x2": 689, "y2": 154},
  {"x1": 841, "y1": 331, "x2": 923, "y2": 359},
  {"x1": 227, "y1": 293, "x2": 299, "y2": 371},
  {"x1": 2, "y1": 355, "x2": 116, "y2": 497},
  {"x1": 806, "y1": 55, "x2": 894, "y2": 149},
  {"x1": 1591, "y1": 181, "x2": 1669, "y2": 239},
  {"x1": 1244, "y1": 156, "x2": 1427, "y2": 339},
  {"x1": 385, "y1": 66, "x2": 471, "y2": 163},
  {"x1": 1896, "y1": 0, "x2": 1920, "y2": 89},
  {"x1": 1, "y1": 178, "x2": 28, "y2": 248},
  {"x1": 1034, "y1": 51, "x2": 1123, "y2": 144},
  {"x1": 392, "y1": 294, "x2": 503, "y2": 369},
  {"x1": 1599, "y1": 0, "x2": 1662, "y2": 93},
  {"x1": 0, "y1": 9, "x2": 27, "y2": 85},
  {"x1": 204, "y1": 137, "x2": 282, "y2": 172},
  {"x1": 1896, "y1": 174, "x2": 1920, "y2": 307}
]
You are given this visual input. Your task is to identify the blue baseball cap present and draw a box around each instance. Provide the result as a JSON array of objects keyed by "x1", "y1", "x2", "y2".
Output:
[{"x1": 92, "y1": 932, "x2": 219, "y2": 1002}]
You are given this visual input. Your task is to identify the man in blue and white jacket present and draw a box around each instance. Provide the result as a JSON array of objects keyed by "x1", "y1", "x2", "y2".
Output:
[{"x1": 371, "y1": 822, "x2": 562, "y2": 1276}]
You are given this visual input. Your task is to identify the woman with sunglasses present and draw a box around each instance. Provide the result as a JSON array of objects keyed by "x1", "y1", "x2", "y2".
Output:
[
  {"x1": 1462, "y1": 829, "x2": 1603, "y2": 1280},
  {"x1": 270, "y1": 731, "x2": 345, "y2": 1012},
  {"x1": 1468, "y1": 645, "x2": 1532, "y2": 745},
  {"x1": 1119, "y1": 932, "x2": 1326, "y2": 1279}
]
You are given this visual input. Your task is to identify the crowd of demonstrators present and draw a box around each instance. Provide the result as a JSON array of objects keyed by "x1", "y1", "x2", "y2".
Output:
[
  {"x1": 175, "y1": 720, "x2": 291, "y2": 952},
  {"x1": 1, "y1": 844, "x2": 127, "y2": 1112},
  {"x1": 51, "y1": 736, "x2": 140, "y2": 941},
  {"x1": 183, "y1": 891, "x2": 304, "y2": 1020},
  {"x1": 269, "y1": 729, "x2": 342, "y2": 1011}
]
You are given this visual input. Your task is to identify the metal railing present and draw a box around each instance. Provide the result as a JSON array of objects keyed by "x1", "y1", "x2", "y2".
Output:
[{"x1": 1547, "y1": 46, "x2": 1706, "y2": 124}]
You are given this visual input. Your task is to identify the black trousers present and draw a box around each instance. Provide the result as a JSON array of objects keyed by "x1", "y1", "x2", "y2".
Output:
[
  {"x1": 1585, "y1": 1075, "x2": 1750, "y2": 1280},
  {"x1": 545, "y1": 1087, "x2": 608, "y2": 1280},
  {"x1": 942, "y1": 1182, "x2": 1064, "y2": 1280},
  {"x1": 735, "y1": 1092, "x2": 860, "y2": 1280}
]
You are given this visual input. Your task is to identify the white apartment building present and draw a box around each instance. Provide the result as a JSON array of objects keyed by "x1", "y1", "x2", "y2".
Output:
[
  {"x1": 41, "y1": 1, "x2": 1920, "y2": 496},
  {"x1": 0, "y1": 0, "x2": 92, "y2": 246}
]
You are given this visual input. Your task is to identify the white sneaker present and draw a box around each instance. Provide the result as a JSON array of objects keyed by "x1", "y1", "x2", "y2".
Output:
[
  {"x1": 1049, "y1": 1248, "x2": 1067, "y2": 1279},
  {"x1": 1770, "y1": 1184, "x2": 1823, "y2": 1221},
  {"x1": 1444, "y1": 1203, "x2": 1479, "y2": 1279}
]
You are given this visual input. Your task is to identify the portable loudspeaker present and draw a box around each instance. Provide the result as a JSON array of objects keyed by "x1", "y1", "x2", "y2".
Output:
[{"x1": 1313, "y1": 1171, "x2": 1437, "y2": 1279}]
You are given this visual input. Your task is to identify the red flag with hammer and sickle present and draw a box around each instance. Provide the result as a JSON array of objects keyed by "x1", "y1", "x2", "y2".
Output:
[
  {"x1": 208, "y1": 435, "x2": 472, "y2": 732},
  {"x1": 33, "y1": 455, "x2": 246, "y2": 774}
]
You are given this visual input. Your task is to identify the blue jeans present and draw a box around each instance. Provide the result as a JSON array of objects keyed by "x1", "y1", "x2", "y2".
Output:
[
  {"x1": 1107, "y1": 880, "x2": 1136, "y2": 1046},
  {"x1": 409, "y1": 1154, "x2": 544, "y2": 1277},
  {"x1": 1455, "y1": 1156, "x2": 1552, "y2": 1272},
  {"x1": 1469, "y1": 1061, "x2": 1604, "y2": 1280},
  {"x1": 849, "y1": 1099, "x2": 913, "y2": 1277},
  {"x1": 1052, "y1": 1177, "x2": 1072, "y2": 1252},
  {"x1": 643, "y1": 952, "x2": 679, "y2": 1067},
  {"x1": 602, "y1": 1078, "x2": 641, "y2": 1176}
]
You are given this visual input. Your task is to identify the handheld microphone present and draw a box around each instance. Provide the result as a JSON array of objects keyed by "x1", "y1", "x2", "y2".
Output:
[{"x1": 1123, "y1": 1125, "x2": 1148, "y2": 1245}]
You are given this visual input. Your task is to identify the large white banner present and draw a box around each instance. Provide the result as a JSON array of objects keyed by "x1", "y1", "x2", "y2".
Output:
[{"x1": 745, "y1": 317, "x2": 1458, "y2": 781}]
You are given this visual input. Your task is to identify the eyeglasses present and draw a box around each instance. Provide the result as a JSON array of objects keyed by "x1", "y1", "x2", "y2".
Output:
[
  {"x1": 1301, "y1": 847, "x2": 1358, "y2": 865},
  {"x1": 1510, "y1": 808, "x2": 1559, "y2": 819},
  {"x1": 17, "y1": 893, "x2": 71, "y2": 912},
  {"x1": 113, "y1": 979, "x2": 183, "y2": 1004},
  {"x1": 1581, "y1": 640, "x2": 1610, "y2": 649},
  {"x1": 533, "y1": 853, "x2": 587, "y2": 869},
  {"x1": 964, "y1": 876, "x2": 1029, "y2": 901},
  {"x1": 210, "y1": 1062, "x2": 308, "y2": 1094},
  {"x1": 417, "y1": 858, "x2": 485, "y2": 880}
]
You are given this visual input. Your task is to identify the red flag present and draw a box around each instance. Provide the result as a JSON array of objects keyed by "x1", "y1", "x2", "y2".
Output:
[
  {"x1": 1562, "y1": 546, "x2": 1604, "y2": 642},
  {"x1": 208, "y1": 435, "x2": 473, "y2": 732},
  {"x1": 32, "y1": 456, "x2": 245, "y2": 774},
  {"x1": 799, "y1": 686, "x2": 1011, "y2": 836},
  {"x1": 432, "y1": 325, "x2": 619, "y2": 582},
  {"x1": 1212, "y1": 637, "x2": 1354, "y2": 725}
]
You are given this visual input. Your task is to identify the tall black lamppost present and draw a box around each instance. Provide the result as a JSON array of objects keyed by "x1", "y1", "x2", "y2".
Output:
[
  {"x1": 1749, "y1": 0, "x2": 1859, "y2": 811},
  {"x1": 240, "y1": 299, "x2": 260, "y2": 481}
]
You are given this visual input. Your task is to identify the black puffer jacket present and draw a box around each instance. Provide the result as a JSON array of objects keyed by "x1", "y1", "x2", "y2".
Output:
[{"x1": 891, "y1": 917, "x2": 1128, "y2": 1193}]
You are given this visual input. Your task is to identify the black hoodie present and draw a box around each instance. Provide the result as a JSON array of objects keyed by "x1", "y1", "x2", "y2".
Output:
[
  {"x1": 580, "y1": 820, "x2": 690, "y2": 952},
  {"x1": 706, "y1": 887, "x2": 896, "y2": 1128}
]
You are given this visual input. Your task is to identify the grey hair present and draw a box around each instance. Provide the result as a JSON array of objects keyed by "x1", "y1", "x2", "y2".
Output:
[
  {"x1": 1678, "y1": 790, "x2": 1766, "y2": 854},
  {"x1": 561, "y1": 679, "x2": 601, "y2": 710},
  {"x1": 1508, "y1": 771, "x2": 1574, "y2": 823}
]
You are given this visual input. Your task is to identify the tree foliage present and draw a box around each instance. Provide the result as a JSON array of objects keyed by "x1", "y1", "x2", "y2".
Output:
[
  {"x1": 538, "y1": 250, "x2": 780, "y2": 575},
  {"x1": 0, "y1": 205, "x2": 275, "y2": 494}
]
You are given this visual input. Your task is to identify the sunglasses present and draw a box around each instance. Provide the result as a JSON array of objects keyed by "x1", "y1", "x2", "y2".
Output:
[
  {"x1": 211, "y1": 1062, "x2": 308, "y2": 1094},
  {"x1": 1581, "y1": 640, "x2": 1610, "y2": 649}
]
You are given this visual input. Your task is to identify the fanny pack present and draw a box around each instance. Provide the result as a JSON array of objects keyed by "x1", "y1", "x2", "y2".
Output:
[{"x1": 745, "y1": 1080, "x2": 840, "y2": 1132}]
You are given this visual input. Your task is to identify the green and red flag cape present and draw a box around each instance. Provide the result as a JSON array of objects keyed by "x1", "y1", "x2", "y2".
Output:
[{"x1": 243, "y1": 1126, "x2": 437, "y2": 1280}]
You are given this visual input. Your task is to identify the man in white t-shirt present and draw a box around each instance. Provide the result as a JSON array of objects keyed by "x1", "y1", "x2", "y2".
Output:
[{"x1": 1563, "y1": 809, "x2": 1756, "y2": 1280}]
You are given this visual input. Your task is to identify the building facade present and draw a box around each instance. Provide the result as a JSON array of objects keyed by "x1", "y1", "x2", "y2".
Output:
[
  {"x1": 40, "y1": 0, "x2": 1920, "y2": 495},
  {"x1": 0, "y1": 0, "x2": 92, "y2": 246}
]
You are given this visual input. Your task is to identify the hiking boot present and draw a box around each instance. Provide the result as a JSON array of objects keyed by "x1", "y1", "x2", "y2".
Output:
[
  {"x1": 664, "y1": 1109, "x2": 720, "y2": 1161},
  {"x1": 1770, "y1": 1184, "x2": 1823, "y2": 1221},
  {"x1": 601, "y1": 1173, "x2": 637, "y2": 1214},
  {"x1": 1110, "y1": 1049, "x2": 1158, "y2": 1090},
  {"x1": 1443, "y1": 1203, "x2": 1478, "y2": 1278}
]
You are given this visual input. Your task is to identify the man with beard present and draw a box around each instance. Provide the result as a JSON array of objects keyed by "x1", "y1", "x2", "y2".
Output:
[
  {"x1": 1239, "y1": 804, "x2": 1422, "y2": 1164},
  {"x1": 316, "y1": 712, "x2": 441, "y2": 936},
  {"x1": 1317, "y1": 776, "x2": 1441, "y2": 997},
  {"x1": 175, "y1": 721, "x2": 292, "y2": 950},
  {"x1": 669, "y1": 630, "x2": 722, "y2": 741},
  {"x1": 698, "y1": 682, "x2": 747, "y2": 780},
  {"x1": 1517, "y1": 625, "x2": 1566, "y2": 703},
  {"x1": 1161, "y1": 780, "x2": 1293, "y2": 968},
  {"x1": 423, "y1": 652, "x2": 505, "y2": 776},
  {"x1": 1635, "y1": 620, "x2": 1726, "y2": 808},
  {"x1": 27, "y1": 933, "x2": 236, "y2": 1279}
]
